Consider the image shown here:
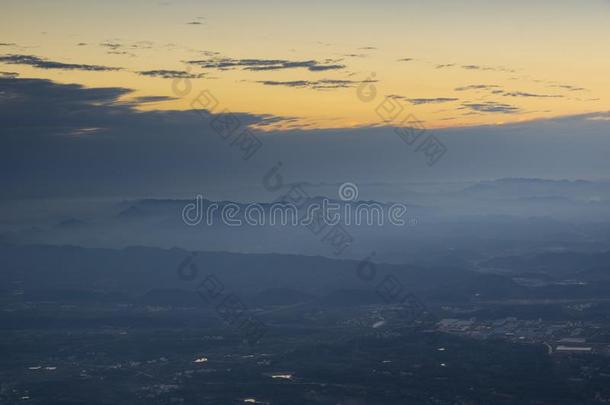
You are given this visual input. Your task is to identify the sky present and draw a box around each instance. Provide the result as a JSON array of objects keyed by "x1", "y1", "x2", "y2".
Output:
[
  {"x1": 1, "y1": 0, "x2": 610, "y2": 200},
  {"x1": 1, "y1": 0, "x2": 609, "y2": 129}
]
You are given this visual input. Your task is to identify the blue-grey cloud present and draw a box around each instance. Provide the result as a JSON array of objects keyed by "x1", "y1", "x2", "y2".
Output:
[
  {"x1": 461, "y1": 101, "x2": 520, "y2": 114},
  {"x1": 0, "y1": 77, "x2": 286, "y2": 135},
  {"x1": 0, "y1": 54, "x2": 121, "y2": 71},
  {"x1": 188, "y1": 57, "x2": 346, "y2": 72},
  {"x1": 386, "y1": 95, "x2": 458, "y2": 104},
  {"x1": 0, "y1": 77, "x2": 297, "y2": 199},
  {"x1": 2, "y1": 77, "x2": 609, "y2": 201},
  {"x1": 138, "y1": 70, "x2": 206, "y2": 79}
]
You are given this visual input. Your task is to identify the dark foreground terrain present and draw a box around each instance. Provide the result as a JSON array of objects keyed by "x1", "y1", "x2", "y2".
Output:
[{"x1": 2, "y1": 245, "x2": 610, "y2": 404}]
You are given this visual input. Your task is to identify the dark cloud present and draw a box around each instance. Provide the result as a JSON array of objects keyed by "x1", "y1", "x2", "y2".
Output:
[
  {"x1": 358, "y1": 46, "x2": 377, "y2": 50},
  {"x1": 138, "y1": 70, "x2": 206, "y2": 79},
  {"x1": 0, "y1": 77, "x2": 289, "y2": 137},
  {"x1": 0, "y1": 54, "x2": 121, "y2": 71},
  {"x1": 461, "y1": 101, "x2": 520, "y2": 114},
  {"x1": 0, "y1": 43, "x2": 16, "y2": 46},
  {"x1": 0, "y1": 77, "x2": 297, "y2": 198},
  {"x1": 76, "y1": 42, "x2": 88, "y2": 46},
  {"x1": 397, "y1": 58, "x2": 414, "y2": 62},
  {"x1": 435, "y1": 64, "x2": 455, "y2": 69},
  {"x1": 1, "y1": 77, "x2": 610, "y2": 200},
  {"x1": 256, "y1": 79, "x2": 375, "y2": 90},
  {"x1": 188, "y1": 57, "x2": 346, "y2": 72},
  {"x1": 0, "y1": 77, "x2": 132, "y2": 133},
  {"x1": 0, "y1": 71, "x2": 18, "y2": 78}
]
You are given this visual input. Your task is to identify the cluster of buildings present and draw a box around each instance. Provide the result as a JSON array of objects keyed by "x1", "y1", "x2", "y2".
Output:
[{"x1": 436, "y1": 317, "x2": 610, "y2": 356}]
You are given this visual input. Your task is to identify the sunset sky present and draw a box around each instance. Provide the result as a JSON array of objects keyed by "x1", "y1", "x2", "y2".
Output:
[
  {"x1": 2, "y1": 0, "x2": 610, "y2": 202},
  {"x1": 2, "y1": 0, "x2": 609, "y2": 130}
]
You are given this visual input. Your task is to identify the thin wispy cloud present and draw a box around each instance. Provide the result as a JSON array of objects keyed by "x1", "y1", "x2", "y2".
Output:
[
  {"x1": 408, "y1": 97, "x2": 459, "y2": 105},
  {"x1": 548, "y1": 84, "x2": 587, "y2": 92},
  {"x1": 500, "y1": 91, "x2": 563, "y2": 99},
  {"x1": 256, "y1": 79, "x2": 376, "y2": 90},
  {"x1": 455, "y1": 84, "x2": 501, "y2": 91},
  {"x1": 187, "y1": 17, "x2": 206, "y2": 25},
  {"x1": 342, "y1": 54, "x2": 367, "y2": 58},
  {"x1": 436, "y1": 64, "x2": 514, "y2": 73},
  {"x1": 461, "y1": 64, "x2": 515, "y2": 73},
  {"x1": 100, "y1": 42, "x2": 122, "y2": 50},
  {"x1": 455, "y1": 84, "x2": 563, "y2": 98},
  {"x1": 386, "y1": 95, "x2": 458, "y2": 104}
]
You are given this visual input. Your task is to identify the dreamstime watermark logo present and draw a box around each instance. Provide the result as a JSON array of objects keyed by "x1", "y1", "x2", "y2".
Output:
[
  {"x1": 338, "y1": 182, "x2": 359, "y2": 201},
  {"x1": 182, "y1": 183, "x2": 414, "y2": 228}
]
